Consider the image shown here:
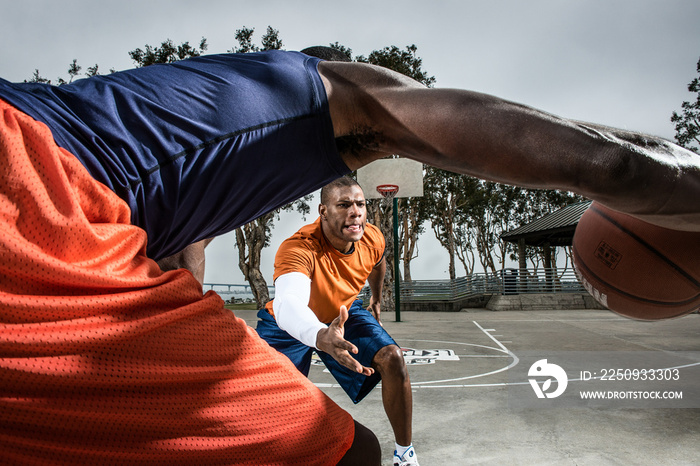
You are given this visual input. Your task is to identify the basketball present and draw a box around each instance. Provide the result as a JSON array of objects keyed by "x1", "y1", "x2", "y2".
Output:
[{"x1": 572, "y1": 202, "x2": 700, "y2": 320}]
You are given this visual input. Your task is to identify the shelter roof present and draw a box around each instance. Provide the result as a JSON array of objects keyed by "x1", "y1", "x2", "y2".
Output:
[{"x1": 500, "y1": 200, "x2": 592, "y2": 247}]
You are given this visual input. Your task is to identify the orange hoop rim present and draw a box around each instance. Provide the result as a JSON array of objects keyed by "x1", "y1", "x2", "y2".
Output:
[{"x1": 376, "y1": 184, "x2": 399, "y2": 198}]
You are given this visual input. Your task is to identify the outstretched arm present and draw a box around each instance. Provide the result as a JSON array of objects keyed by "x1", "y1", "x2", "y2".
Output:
[
  {"x1": 319, "y1": 61, "x2": 700, "y2": 231},
  {"x1": 274, "y1": 272, "x2": 374, "y2": 376}
]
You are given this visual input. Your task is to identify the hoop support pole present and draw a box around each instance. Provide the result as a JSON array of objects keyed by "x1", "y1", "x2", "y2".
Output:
[{"x1": 393, "y1": 196, "x2": 401, "y2": 322}]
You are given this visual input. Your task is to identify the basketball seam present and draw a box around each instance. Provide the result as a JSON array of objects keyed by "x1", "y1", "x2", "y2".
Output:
[{"x1": 590, "y1": 204, "x2": 700, "y2": 289}]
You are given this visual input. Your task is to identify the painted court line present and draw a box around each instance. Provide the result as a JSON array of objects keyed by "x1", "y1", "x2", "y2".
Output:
[
  {"x1": 315, "y1": 320, "x2": 700, "y2": 391},
  {"x1": 314, "y1": 321, "x2": 520, "y2": 389},
  {"x1": 410, "y1": 321, "x2": 519, "y2": 386}
]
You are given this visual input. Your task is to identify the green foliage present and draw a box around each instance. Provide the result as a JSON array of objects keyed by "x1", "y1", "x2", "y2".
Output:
[
  {"x1": 129, "y1": 37, "x2": 208, "y2": 67},
  {"x1": 26, "y1": 69, "x2": 51, "y2": 84},
  {"x1": 86, "y1": 64, "x2": 100, "y2": 77},
  {"x1": 29, "y1": 36, "x2": 210, "y2": 84},
  {"x1": 63, "y1": 59, "x2": 81, "y2": 84},
  {"x1": 229, "y1": 26, "x2": 282, "y2": 53},
  {"x1": 671, "y1": 56, "x2": 700, "y2": 153},
  {"x1": 260, "y1": 27, "x2": 283, "y2": 51},
  {"x1": 26, "y1": 58, "x2": 102, "y2": 85},
  {"x1": 356, "y1": 44, "x2": 436, "y2": 88},
  {"x1": 329, "y1": 42, "x2": 353, "y2": 61},
  {"x1": 423, "y1": 165, "x2": 583, "y2": 275},
  {"x1": 232, "y1": 27, "x2": 257, "y2": 53}
]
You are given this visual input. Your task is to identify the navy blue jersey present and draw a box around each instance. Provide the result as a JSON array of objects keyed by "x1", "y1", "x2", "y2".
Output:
[{"x1": 0, "y1": 51, "x2": 348, "y2": 259}]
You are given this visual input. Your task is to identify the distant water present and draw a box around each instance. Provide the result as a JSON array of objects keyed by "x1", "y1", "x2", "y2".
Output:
[{"x1": 203, "y1": 284, "x2": 274, "y2": 303}]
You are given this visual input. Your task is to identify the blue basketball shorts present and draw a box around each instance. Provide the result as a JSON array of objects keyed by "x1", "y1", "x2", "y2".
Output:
[{"x1": 255, "y1": 299, "x2": 397, "y2": 403}]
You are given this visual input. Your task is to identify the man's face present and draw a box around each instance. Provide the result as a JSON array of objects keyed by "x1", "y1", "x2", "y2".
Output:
[{"x1": 319, "y1": 185, "x2": 367, "y2": 252}]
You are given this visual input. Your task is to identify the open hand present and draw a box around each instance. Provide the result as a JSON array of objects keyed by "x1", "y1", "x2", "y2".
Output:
[{"x1": 315, "y1": 305, "x2": 374, "y2": 376}]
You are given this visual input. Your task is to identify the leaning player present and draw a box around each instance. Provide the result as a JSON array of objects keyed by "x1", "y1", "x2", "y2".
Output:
[
  {"x1": 1, "y1": 45, "x2": 699, "y2": 464},
  {"x1": 256, "y1": 177, "x2": 419, "y2": 466},
  {"x1": 1, "y1": 50, "x2": 382, "y2": 464}
]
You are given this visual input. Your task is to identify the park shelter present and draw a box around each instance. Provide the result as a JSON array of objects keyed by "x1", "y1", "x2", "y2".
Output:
[{"x1": 500, "y1": 200, "x2": 592, "y2": 292}]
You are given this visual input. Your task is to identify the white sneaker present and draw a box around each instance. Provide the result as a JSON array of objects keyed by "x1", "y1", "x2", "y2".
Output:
[{"x1": 393, "y1": 445, "x2": 419, "y2": 466}]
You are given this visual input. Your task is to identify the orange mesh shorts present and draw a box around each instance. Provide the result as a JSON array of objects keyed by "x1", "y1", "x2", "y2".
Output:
[{"x1": 0, "y1": 99, "x2": 354, "y2": 465}]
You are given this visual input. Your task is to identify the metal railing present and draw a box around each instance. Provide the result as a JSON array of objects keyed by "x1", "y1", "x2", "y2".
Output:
[
  {"x1": 495, "y1": 268, "x2": 586, "y2": 295},
  {"x1": 360, "y1": 268, "x2": 585, "y2": 303},
  {"x1": 207, "y1": 268, "x2": 586, "y2": 305}
]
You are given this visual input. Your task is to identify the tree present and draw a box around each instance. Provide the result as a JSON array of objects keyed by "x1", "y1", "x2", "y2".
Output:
[
  {"x1": 423, "y1": 168, "x2": 473, "y2": 279},
  {"x1": 493, "y1": 185, "x2": 582, "y2": 274},
  {"x1": 229, "y1": 26, "x2": 281, "y2": 53},
  {"x1": 29, "y1": 33, "x2": 435, "y2": 309},
  {"x1": 26, "y1": 69, "x2": 51, "y2": 84},
  {"x1": 355, "y1": 44, "x2": 436, "y2": 88},
  {"x1": 26, "y1": 58, "x2": 103, "y2": 85},
  {"x1": 234, "y1": 203, "x2": 311, "y2": 306},
  {"x1": 129, "y1": 38, "x2": 208, "y2": 67},
  {"x1": 425, "y1": 166, "x2": 584, "y2": 279},
  {"x1": 399, "y1": 196, "x2": 429, "y2": 282},
  {"x1": 27, "y1": 37, "x2": 207, "y2": 84},
  {"x1": 671, "y1": 56, "x2": 700, "y2": 153},
  {"x1": 27, "y1": 35, "x2": 588, "y2": 299}
]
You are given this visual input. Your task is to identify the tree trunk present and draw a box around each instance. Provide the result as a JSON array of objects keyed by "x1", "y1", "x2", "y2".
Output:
[
  {"x1": 235, "y1": 217, "x2": 271, "y2": 308},
  {"x1": 401, "y1": 201, "x2": 422, "y2": 284},
  {"x1": 444, "y1": 213, "x2": 456, "y2": 280},
  {"x1": 247, "y1": 267, "x2": 270, "y2": 306},
  {"x1": 543, "y1": 243, "x2": 553, "y2": 292},
  {"x1": 368, "y1": 199, "x2": 396, "y2": 312},
  {"x1": 518, "y1": 238, "x2": 528, "y2": 293}
]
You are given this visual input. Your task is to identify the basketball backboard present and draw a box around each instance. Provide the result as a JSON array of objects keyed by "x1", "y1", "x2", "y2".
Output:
[{"x1": 356, "y1": 157, "x2": 424, "y2": 199}]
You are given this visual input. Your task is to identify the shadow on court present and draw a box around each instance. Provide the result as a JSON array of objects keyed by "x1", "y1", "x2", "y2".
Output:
[{"x1": 236, "y1": 308, "x2": 700, "y2": 465}]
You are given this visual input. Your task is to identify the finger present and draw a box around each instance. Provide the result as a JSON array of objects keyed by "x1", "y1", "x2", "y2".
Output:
[
  {"x1": 337, "y1": 305, "x2": 348, "y2": 327},
  {"x1": 360, "y1": 366, "x2": 375, "y2": 376},
  {"x1": 341, "y1": 354, "x2": 363, "y2": 373},
  {"x1": 337, "y1": 351, "x2": 374, "y2": 375},
  {"x1": 335, "y1": 339, "x2": 359, "y2": 355},
  {"x1": 329, "y1": 306, "x2": 348, "y2": 330}
]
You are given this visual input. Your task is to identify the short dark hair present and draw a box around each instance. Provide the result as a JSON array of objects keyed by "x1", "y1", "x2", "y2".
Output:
[
  {"x1": 320, "y1": 176, "x2": 362, "y2": 205},
  {"x1": 300, "y1": 46, "x2": 352, "y2": 63}
]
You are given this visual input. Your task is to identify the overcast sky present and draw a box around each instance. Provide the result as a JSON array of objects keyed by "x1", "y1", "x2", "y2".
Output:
[{"x1": 2, "y1": 0, "x2": 698, "y2": 284}]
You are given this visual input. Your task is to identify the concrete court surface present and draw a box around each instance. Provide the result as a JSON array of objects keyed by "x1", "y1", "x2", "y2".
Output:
[{"x1": 235, "y1": 308, "x2": 700, "y2": 465}]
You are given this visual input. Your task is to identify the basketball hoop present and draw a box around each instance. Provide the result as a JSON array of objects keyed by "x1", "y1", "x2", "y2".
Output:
[
  {"x1": 357, "y1": 158, "x2": 424, "y2": 323},
  {"x1": 376, "y1": 184, "x2": 399, "y2": 202}
]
